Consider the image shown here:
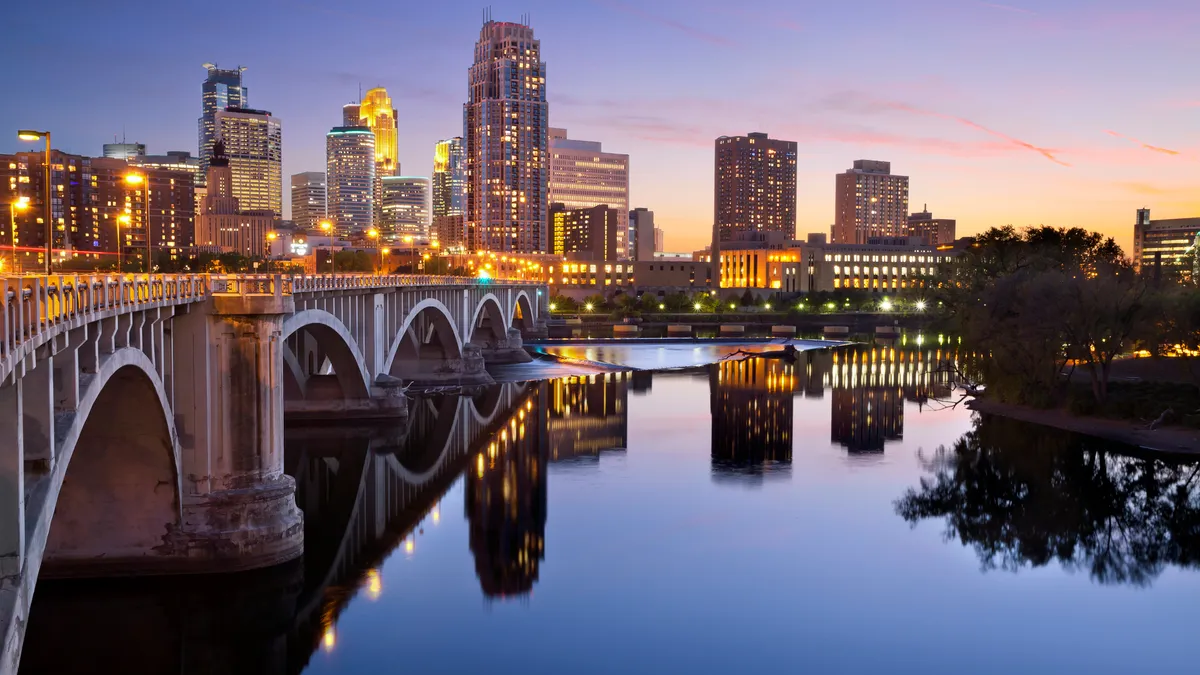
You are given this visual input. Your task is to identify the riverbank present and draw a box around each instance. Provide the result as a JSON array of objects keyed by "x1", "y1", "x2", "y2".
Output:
[{"x1": 966, "y1": 396, "x2": 1200, "y2": 456}]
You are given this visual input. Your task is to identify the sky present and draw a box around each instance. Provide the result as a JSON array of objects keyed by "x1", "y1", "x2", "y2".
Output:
[{"x1": 2, "y1": 0, "x2": 1198, "y2": 254}]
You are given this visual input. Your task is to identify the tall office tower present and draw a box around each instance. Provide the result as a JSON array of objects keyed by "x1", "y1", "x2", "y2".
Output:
[
  {"x1": 712, "y1": 132, "x2": 798, "y2": 278},
  {"x1": 548, "y1": 128, "x2": 630, "y2": 257},
  {"x1": 550, "y1": 203, "x2": 619, "y2": 261},
  {"x1": 325, "y1": 126, "x2": 375, "y2": 235},
  {"x1": 380, "y1": 176, "x2": 430, "y2": 239},
  {"x1": 342, "y1": 103, "x2": 361, "y2": 126},
  {"x1": 359, "y1": 88, "x2": 399, "y2": 176},
  {"x1": 832, "y1": 160, "x2": 910, "y2": 244},
  {"x1": 906, "y1": 206, "x2": 956, "y2": 247},
  {"x1": 103, "y1": 143, "x2": 145, "y2": 160},
  {"x1": 654, "y1": 227, "x2": 664, "y2": 253},
  {"x1": 629, "y1": 207, "x2": 656, "y2": 261},
  {"x1": 214, "y1": 107, "x2": 282, "y2": 216},
  {"x1": 432, "y1": 137, "x2": 466, "y2": 217},
  {"x1": 464, "y1": 18, "x2": 549, "y2": 253},
  {"x1": 290, "y1": 171, "x2": 327, "y2": 231},
  {"x1": 198, "y1": 64, "x2": 248, "y2": 185},
  {"x1": 195, "y1": 142, "x2": 275, "y2": 257}
]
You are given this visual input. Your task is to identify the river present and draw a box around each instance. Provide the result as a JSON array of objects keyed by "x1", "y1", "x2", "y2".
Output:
[{"x1": 19, "y1": 344, "x2": 1200, "y2": 674}]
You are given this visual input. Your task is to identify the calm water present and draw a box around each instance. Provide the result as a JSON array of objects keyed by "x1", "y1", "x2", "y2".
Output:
[{"x1": 21, "y1": 346, "x2": 1200, "y2": 674}]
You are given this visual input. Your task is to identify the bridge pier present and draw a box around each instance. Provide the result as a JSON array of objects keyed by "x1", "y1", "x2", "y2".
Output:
[
  {"x1": 479, "y1": 327, "x2": 533, "y2": 365},
  {"x1": 172, "y1": 289, "x2": 304, "y2": 573}
]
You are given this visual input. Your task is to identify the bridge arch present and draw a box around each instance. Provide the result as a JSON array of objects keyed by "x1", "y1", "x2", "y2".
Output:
[
  {"x1": 511, "y1": 291, "x2": 536, "y2": 336},
  {"x1": 281, "y1": 309, "x2": 372, "y2": 404},
  {"x1": 37, "y1": 348, "x2": 182, "y2": 578},
  {"x1": 467, "y1": 293, "x2": 510, "y2": 348},
  {"x1": 385, "y1": 299, "x2": 487, "y2": 386}
]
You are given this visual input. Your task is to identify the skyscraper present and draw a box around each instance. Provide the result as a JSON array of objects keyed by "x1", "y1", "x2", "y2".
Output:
[
  {"x1": 906, "y1": 206, "x2": 956, "y2": 247},
  {"x1": 359, "y1": 88, "x2": 399, "y2": 177},
  {"x1": 630, "y1": 207, "x2": 656, "y2": 261},
  {"x1": 432, "y1": 137, "x2": 466, "y2": 217},
  {"x1": 198, "y1": 64, "x2": 247, "y2": 186},
  {"x1": 214, "y1": 107, "x2": 282, "y2": 216},
  {"x1": 380, "y1": 176, "x2": 430, "y2": 240},
  {"x1": 341, "y1": 103, "x2": 361, "y2": 126},
  {"x1": 550, "y1": 203, "x2": 619, "y2": 261},
  {"x1": 325, "y1": 126, "x2": 375, "y2": 235},
  {"x1": 464, "y1": 18, "x2": 549, "y2": 253},
  {"x1": 291, "y1": 172, "x2": 327, "y2": 231},
  {"x1": 832, "y1": 160, "x2": 910, "y2": 244},
  {"x1": 548, "y1": 128, "x2": 630, "y2": 257},
  {"x1": 102, "y1": 143, "x2": 145, "y2": 161},
  {"x1": 195, "y1": 142, "x2": 275, "y2": 257},
  {"x1": 712, "y1": 132, "x2": 798, "y2": 276}
]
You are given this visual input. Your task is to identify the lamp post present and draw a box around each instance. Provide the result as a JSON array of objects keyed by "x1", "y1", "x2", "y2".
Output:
[
  {"x1": 9, "y1": 197, "x2": 29, "y2": 274},
  {"x1": 320, "y1": 220, "x2": 334, "y2": 274},
  {"x1": 403, "y1": 235, "x2": 414, "y2": 271},
  {"x1": 17, "y1": 130, "x2": 52, "y2": 274},
  {"x1": 116, "y1": 214, "x2": 131, "y2": 272},
  {"x1": 123, "y1": 172, "x2": 151, "y2": 272},
  {"x1": 366, "y1": 228, "x2": 379, "y2": 273},
  {"x1": 266, "y1": 231, "x2": 278, "y2": 273}
]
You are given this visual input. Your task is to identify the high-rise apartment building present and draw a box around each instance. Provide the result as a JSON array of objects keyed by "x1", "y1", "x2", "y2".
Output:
[
  {"x1": 550, "y1": 203, "x2": 618, "y2": 261},
  {"x1": 712, "y1": 132, "x2": 798, "y2": 279},
  {"x1": 464, "y1": 19, "x2": 549, "y2": 253},
  {"x1": 325, "y1": 126, "x2": 375, "y2": 235},
  {"x1": 654, "y1": 227, "x2": 664, "y2": 254},
  {"x1": 214, "y1": 107, "x2": 282, "y2": 216},
  {"x1": 133, "y1": 151, "x2": 200, "y2": 177},
  {"x1": 195, "y1": 142, "x2": 275, "y2": 257},
  {"x1": 549, "y1": 128, "x2": 630, "y2": 258},
  {"x1": 906, "y1": 206, "x2": 956, "y2": 247},
  {"x1": 433, "y1": 137, "x2": 466, "y2": 217},
  {"x1": 342, "y1": 103, "x2": 361, "y2": 126},
  {"x1": 1132, "y1": 208, "x2": 1200, "y2": 272},
  {"x1": 833, "y1": 160, "x2": 910, "y2": 244},
  {"x1": 381, "y1": 176, "x2": 430, "y2": 239},
  {"x1": 93, "y1": 157, "x2": 196, "y2": 263},
  {"x1": 290, "y1": 172, "x2": 327, "y2": 231},
  {"x1": 630, "y1": 208, "x2": 656, "y2": 261},
  {"x1": 102, "y1": 143, "x2": 145, "y2": 161},
  {"x1": 198, "y1": 64, "x2": 247, "y2": 185}
]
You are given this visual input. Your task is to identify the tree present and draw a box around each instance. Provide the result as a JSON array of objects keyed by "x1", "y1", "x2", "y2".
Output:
[{"x1": 1060, "y1": 271, "x2": 1148, "y2": 403}]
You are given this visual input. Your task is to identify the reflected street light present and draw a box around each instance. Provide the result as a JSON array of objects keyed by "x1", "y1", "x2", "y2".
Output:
[
  {"x1": 9, "y1": 197, "x2": 30, "y2": 274},
  {"x1": 17, "y1": 130, "x2": 52, "y2": 274}
]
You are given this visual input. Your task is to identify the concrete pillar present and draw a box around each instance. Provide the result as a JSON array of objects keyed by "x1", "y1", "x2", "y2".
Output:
[
  {"x1": 172, "y1": 291, "x2": 303, "y2": 572},
  {"x1": 479, "y1": 328, "x2": 533, "y2": 365},
  {"x1": 0, "y1": 380, "x2": 23, "y2": 577},
  {"x1": 21, "y1": 361, "x2": 54, "y2": 470}
]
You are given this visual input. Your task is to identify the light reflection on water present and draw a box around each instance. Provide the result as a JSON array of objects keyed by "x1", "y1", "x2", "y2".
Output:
[{"x1": 19, "y1": 346, "x2": 1200, "y2": 675}]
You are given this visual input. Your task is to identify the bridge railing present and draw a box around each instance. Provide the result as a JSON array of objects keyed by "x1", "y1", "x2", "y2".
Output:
[{"x1": 1, "y1": 274, "x2": 208, "y2": 372}]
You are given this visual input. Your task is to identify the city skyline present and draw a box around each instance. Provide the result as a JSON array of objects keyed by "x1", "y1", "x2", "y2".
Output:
[{"x1": 2, "y1": 1, "x2": 1197, "y2": 254}]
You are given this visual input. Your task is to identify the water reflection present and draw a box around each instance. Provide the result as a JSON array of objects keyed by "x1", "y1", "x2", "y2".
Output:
[
  {"x1": 896, "y1": 414, "x2": 1200, "y2": 586},
  {"x1": 710, "y1": 358, "x2": 794, "y2": 482}
]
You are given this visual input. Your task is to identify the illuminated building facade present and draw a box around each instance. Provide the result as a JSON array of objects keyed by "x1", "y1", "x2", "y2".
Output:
[
  {"x1": 709, "y1": 358, "x2": 795, "y2": 480},
  {"x1": 214, "y1": 107, "x2": 282, "y2": 216},
  {"x1": 359, "y1": 87, "x2": 399, "y2": 224},
  {"x1": 290, "y1": 171, "x2": 327, "y2": 231},
  {"x1": 549, "y1": 128, "x2": 630, "y2": 258},
  {"x1": 906, "y1": 206, "x2": 956, "y2": 247},
  {"x1": 434, "y1": 214, "x2": 468, "y2": 250},
  {"x1": 198, "y1": 64, "x2": 247, "y2": 186},
  {"x1": 713, "y1": 132, "x2": 798, "y2": 282},
  {"x1": 1132, "y1": 208, "x2": 1200, "y2": 272},
  {"x1": 380, "y1": 176, "x2": 429, "y2": 240},
  {"x1": 102, "y1": 143, "x2": 145, "y2": 161},
  {"x1": 464, "y1": 19, "x2": 549, "y2": 253},
  {"x1": 833, "y1": 160, "x2": 910, "y2": 244},
  {"x1": 546, "y1": 374, "x2": 629, "y2": 461},
  {"x1": 195, "y1": 142, "x2": 275, "y2": 257},
  {"x1": 466, "y1": 391, "x2": 547, "y2": 598},
  {"x1": 550, "y1": 203, "x2": 618, "y2": 261},
  {"x1": 325, "y1": 126, "x2": 375, "y2": 236},
  {"x1": 432, "y1": 137, "x2": 466, "y2": 218}
]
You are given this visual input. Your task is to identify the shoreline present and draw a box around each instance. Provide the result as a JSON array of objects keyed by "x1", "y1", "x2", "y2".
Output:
[{"x1": 965, "y1": 396, "x2": 1200, "y2": 456}]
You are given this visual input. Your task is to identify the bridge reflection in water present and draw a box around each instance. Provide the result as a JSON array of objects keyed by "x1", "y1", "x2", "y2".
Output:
[{"x1": 17, "y1": 349, "x2": 958, "y2": 673}]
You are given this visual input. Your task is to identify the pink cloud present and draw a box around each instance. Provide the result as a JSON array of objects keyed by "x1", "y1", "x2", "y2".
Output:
[
  {"x1": 1104, "y1": 130, "x2": 1181, "y2": 156},
  {"x1": 590, "y1": 0, "x2": 737, "y2": 47}
]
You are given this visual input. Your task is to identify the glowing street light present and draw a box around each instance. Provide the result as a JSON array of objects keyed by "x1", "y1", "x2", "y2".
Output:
[
  {"x1": 584, "y1": 302, "x2": 594, "y2": 312},
  {"x1": 116, "y1": 214, "x2": 131, "y2": 271},
  {"x1": 9, "y1": 197, "x2": 30, "y2": 274},
  {"x1": 549, "y1": 302, "x2": 557, "y2": 312},
  {"x1": 17, "y1": 130, "x2": 52, "y2": 273},
  {"x1": 124, "y1": 172, "x2": 151, "y2": 272},
  {"x1": 880, "y1": 300, "x2": 894, "y2": 312},
  {"x1": 658, "y1": 303, "x2": 665, "y2": 310},
  {"x1": 693, "y1": 302, "x2": 702, "y2": 311},
  {"x1": 915, "y1": 300, "x2": 927, "y2": 312},
  {"x1": 366, "y1": 228, "x2": 381, "y2": 272},
  {"x1": 319, "y1": 220, "x2": 335, "y2": 273}
]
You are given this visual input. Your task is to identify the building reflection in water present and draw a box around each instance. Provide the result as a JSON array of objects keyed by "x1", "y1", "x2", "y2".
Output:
[
  {"x1": 709, "y1": 358, "x2": 795, "y2": 482},
  {"x1": 547, "y1": 373, "x2": 630, "y2": 461}
]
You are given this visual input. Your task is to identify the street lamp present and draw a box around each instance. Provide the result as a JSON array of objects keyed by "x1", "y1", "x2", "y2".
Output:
[
  {"x1": 266, "y1": 231, "x2": 278, "y2": 273},
  {"x1": 319, "y1": 220, "x2": 334, "y2": 273},
  {"x1": 116, "y1": 214, "x2": 131, "y2": 271},
  {"x1": 17, "y1": 130, "x2": 52, "y2": 274},
  {"x1": 124, "y1": 172, "x2": 151, "y2": 272},
  {"x1": 9, "y1": 197, "x2": 29, "y2": 274},
  {"x1": 366, "y1": 228, "x2": 380, "y2": 273}
]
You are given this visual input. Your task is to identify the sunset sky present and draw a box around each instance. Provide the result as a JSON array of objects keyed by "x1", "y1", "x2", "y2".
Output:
[{"x1": 2, "y1": 0, "x2": 1197, "y2": 253}]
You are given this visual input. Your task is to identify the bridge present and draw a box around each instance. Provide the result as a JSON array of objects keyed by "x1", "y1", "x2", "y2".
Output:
[{"x1": 0, "y1": 272, "x2": 547, "y2": 673}]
